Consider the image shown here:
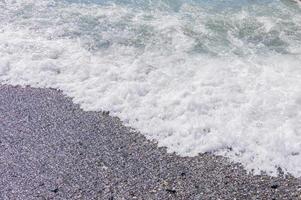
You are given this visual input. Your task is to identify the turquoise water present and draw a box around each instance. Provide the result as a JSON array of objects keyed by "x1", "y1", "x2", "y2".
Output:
[
  {"x1": 56, "y1": 0, "x2": 301, "y2": 56},
  {"x1": 2, "y1": 0, "x2": 300, "y2": 56},
  {"x1": 63, "y1": 0, "x2": 299, "y2": 13}
]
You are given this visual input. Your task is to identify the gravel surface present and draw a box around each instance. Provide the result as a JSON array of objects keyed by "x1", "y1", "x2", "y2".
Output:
[{"x1": 0, "y1": 85, "x2": 300, "y2": 200}]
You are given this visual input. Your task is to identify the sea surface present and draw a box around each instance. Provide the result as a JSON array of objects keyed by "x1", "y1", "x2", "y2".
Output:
[{"x1": 0, "y1": 0, "x2": 301, "y2": 177}]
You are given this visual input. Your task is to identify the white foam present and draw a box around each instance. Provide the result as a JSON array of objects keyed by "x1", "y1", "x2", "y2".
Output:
[{"x1": 1, "y1": 0, "x2": 301, "y2": 177}]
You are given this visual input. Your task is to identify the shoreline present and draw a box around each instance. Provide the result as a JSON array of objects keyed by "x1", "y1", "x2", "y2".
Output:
[{"x1": 0, "y1": 84, "x2": 300, "y2": 199}]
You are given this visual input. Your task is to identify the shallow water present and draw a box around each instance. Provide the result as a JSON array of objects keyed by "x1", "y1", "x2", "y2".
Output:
[{"x1": 0, "y1": 0, "x2": 301, "y2": 177}]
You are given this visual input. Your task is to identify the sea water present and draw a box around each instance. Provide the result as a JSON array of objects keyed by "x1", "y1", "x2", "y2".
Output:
[{"x1": 0, "y1": 0, "x2": 301, "y2": 177}]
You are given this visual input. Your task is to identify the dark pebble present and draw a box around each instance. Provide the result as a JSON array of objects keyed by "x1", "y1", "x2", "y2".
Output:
[
  {"x1": 165, "y1": 189, "x2": 177, "y2": 194},
  {"x1": 271, "y1": 184, "x2": 279, "y2": 189}
]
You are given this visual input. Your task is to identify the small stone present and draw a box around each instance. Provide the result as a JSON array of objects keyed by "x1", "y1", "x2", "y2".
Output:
[
  {"x1": 50, "y1": 188, "x2": 59, "y2": 193},
  {"x1": 103, "y1": 111, "x2": 110, "y2": 115},
  {"x1": 166, "y1": 188, "x2": 177, "y2": 194},
  {"x1": 271, "y1": 183, "x2": 279, "y2": 189}
]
